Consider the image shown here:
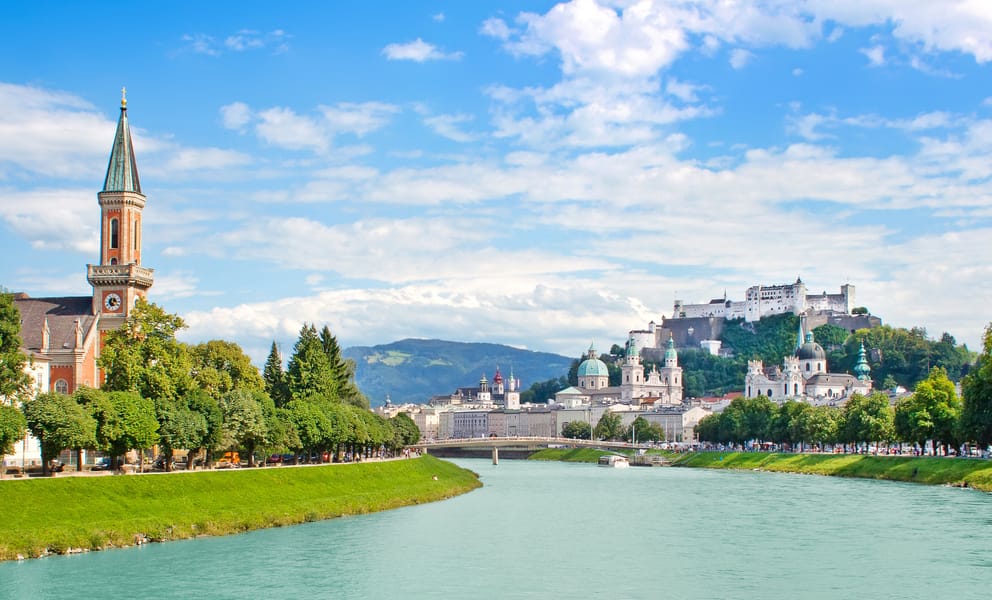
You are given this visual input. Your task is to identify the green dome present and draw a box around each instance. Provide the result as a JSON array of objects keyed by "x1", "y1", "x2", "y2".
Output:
[{"x1": 578, "y1": 357, "x2": 609, "y2": 378}]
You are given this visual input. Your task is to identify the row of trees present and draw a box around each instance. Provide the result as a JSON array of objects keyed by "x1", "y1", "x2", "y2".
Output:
[
  {"x1": 561, "y1": 414, "x2": 666, "y2": 443},
  {"x1": 0, "y1": 297, "x2": 418, "y2": 477}
]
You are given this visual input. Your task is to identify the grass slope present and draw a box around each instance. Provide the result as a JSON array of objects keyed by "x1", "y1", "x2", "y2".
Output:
[
  {"x1": 672, "y1": 452, "x2": 992, "y2": 492},
  {"x1": 0, "y1": 455, "x2": 480, "y2": 561},
  {"x1": 528, "y1": 448, "x2": 620, "y2": 463}
]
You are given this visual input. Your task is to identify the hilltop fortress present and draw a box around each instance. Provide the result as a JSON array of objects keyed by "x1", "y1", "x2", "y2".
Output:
[
  {"x1": 630, "y1": 278, "x2": 881, "y2": 356},
  {"x1": 674, "y1": 277, "x2": 852, "y2": 322}
]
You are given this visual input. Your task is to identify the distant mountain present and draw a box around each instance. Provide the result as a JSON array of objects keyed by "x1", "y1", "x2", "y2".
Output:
[{"x1": 344, "y1": 339, "x2": 573, "y2": 406}]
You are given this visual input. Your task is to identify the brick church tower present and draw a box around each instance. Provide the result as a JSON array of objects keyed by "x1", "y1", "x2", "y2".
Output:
[
  {"x1": 86, "y1": 88, "x2": 154, "y2": 332},
  {"x1": 13, "y1": 89, "x2": 154, "y2": 393}
]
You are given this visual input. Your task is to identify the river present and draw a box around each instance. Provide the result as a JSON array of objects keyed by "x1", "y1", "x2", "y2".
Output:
[{"x1": 1, "y1": 458, "x2": 989, "y2": 599}]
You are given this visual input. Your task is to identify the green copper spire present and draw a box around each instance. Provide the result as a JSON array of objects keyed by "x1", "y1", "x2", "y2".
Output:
[
  {"x1": 103, "y1": 87, "x2": 142, "y2": 194},
  {"x1": 854, "y1": 342, "x2": 871, "y2": 381},
  {"x1": 665, "y1": 333, "x2": 677, "y2": 362},
  {"x1": 626, "y1": 336, "x2": 638, "y2": 358}
]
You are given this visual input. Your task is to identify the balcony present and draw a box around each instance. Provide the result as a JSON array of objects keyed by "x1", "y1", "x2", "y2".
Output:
[{"x1": 86, "y1": 263, "x2": 154, "y2": 288}]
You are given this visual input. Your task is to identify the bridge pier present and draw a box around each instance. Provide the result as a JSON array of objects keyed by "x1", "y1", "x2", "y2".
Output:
[{"x1": 492, "y1": 447, "x2": 499, "y2": 465}]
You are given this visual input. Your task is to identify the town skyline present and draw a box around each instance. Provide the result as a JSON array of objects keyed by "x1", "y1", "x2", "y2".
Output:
[{"x1": 1, "y1": 1, "x2": 991, "y2": 364}]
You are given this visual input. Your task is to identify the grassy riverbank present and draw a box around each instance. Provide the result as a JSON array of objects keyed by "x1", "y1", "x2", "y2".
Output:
[
  {"x1": 671, "y1": 452, "x2": 992, "y2": 492},
  {"x1": 528, "y1": 448, "x2": 616, "y2": 462},
  {"x1": 0, "y1": 455, "x2": 480, "y2": 561}
]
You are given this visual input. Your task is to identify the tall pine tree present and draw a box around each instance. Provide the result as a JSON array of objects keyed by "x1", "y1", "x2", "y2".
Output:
[
  {"x1": 263, "y1": 341, "x2": 290, "y2": 407},
  {"x1": 319, "y1": 325, "x2": 368, "y2": 409},
  {"x1": 286, "y1": 323, "x2": 335, "y2": 401}
]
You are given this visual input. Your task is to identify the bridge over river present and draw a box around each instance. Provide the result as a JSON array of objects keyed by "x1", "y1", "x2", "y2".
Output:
[{"x1": 415, "y1": 437, "x2": 654, "y2": 462}]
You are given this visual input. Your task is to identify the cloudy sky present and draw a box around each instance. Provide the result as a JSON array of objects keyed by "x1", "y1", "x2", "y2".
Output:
[{"x1": 1, "y1": 1, "x2": 991, "y2": 368}]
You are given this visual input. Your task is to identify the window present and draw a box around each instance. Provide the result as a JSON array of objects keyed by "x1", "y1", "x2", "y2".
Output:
[
  {"x1": 767, "y1": 389, "x2": 773, "y2": 397},
  {"x1": 55, "y1": 379, "x2": 69, "y2": 394},
  {"x1": 109, "y1": 218, "x2": 119, "y2": 249}
]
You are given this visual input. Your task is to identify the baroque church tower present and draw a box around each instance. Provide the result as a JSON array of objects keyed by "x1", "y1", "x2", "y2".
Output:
[{"x1": 86, "y1": 88, "x2": 154, "y2": 332}]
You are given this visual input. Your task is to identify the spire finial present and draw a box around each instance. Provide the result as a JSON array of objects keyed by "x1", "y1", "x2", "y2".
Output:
[{"x1": 121, "y1": 86, "x2": 127, "y2": 109}]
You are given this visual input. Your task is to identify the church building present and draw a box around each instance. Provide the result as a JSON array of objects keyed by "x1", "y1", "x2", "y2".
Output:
[
  {"x1": 744, "y1": 318, "x2": 872, "y2": 405},
  {"x1": 13, "y1": 90, "x2": 154, "y2": 395}
]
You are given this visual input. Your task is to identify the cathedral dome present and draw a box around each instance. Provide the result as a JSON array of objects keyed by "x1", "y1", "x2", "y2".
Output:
[
  {"x1": 578, "y1": 356, "x2": 610, "y2": 377},
  {"x1": 796, "y1": 332, "x2": 826, "y2": 360}
]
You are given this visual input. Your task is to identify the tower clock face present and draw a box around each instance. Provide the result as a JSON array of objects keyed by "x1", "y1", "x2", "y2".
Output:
[{"x1": 104, "y1": 292, "x2": 123, "y2": 312}]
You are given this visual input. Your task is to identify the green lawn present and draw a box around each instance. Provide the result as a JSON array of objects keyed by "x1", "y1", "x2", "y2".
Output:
[
  {"x1": 672, "y1": 452, "x2": 992, "y2": 492},
  {"x1": 0, "y1": 455, "x2": 480, "y2": 561}
]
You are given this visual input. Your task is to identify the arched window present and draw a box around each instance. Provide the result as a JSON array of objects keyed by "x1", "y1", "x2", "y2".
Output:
[
  {"x1": 806, "y1": 363, "x2": 810, "y2": 372},
  {"x1": 110, "y1": 258, "x2": 117, "y2": 265},
  {"x1": 817, "y1": 362, "x2": 822, "y2": 372},
  {"x1": 747, "y1": 385, "x2": 751, "y2": 397},
  {"x1": 109, "y1": 218, "x2": 119, "y2": 249},
  {"x1": 54, "y1": 379, "x2": 69, "y2": 394},
  {"x1": 794, "y1": 383, "x2": 799, "y2": 394},
  {"x1": 784, "y1": 384, "x2": 788, "y2": 395}
]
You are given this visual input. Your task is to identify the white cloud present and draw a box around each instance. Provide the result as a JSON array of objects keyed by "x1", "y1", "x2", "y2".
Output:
[
  {"x1": 860, "y1": 44, "x2": 886, "y2": 66},
  {"x1": 0, "y1": 83, "x2": 111, "y2": 179},
  {"x1": 433, "y1": 12, "x2": 445, "y2": 23},
  {"x1": 480, "y1": 17, "x2": 512, "y2": 40},
  {"x1": 220, "y1": 102, "x2": 252, "y2": 130},
  {"x1": 222, "y1": 101, "x2": 399, "y2": 152},
  {"x1": 423, "y1": 113, "x2": 476, "y2": 142},
  {"x1": 0, "y1": 187, "x2": 96, "y2": 253},
  {"x1": 382, "y1": 38, "x2": 463, "y2": 62},
  {"x1": 729, "y1": 48, "x2": 753, "y2": 69},
  {"x1": 181, "y1": 29, "x2": 290, "y2": 56}
]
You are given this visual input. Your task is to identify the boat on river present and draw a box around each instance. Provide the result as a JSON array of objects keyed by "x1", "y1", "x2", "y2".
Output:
[{"x1": 598, "y1": 455, "x2": 630, "y2": 468}]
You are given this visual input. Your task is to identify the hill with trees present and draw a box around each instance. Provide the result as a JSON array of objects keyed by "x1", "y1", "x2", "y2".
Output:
[{"x1": 343, "y1": 339, "x2": 573, "y2": 406}]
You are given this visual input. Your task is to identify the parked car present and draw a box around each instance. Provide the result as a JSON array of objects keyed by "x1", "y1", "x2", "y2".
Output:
[
  {"x1": 266, "y1": 454, "x2": 283, "y2": 465},
  {"x1": 91, "y1": 457, "x2": 111, "y2": 471}
]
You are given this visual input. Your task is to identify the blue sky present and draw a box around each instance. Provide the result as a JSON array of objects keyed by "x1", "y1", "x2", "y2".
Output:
[{"x1": 1, "y1": 0, "x2": 991, "y2": 369}]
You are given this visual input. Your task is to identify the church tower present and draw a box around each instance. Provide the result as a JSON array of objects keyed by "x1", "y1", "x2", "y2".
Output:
[{"x1": 87, "y1": 88, "x2": 154, "y2": 330}]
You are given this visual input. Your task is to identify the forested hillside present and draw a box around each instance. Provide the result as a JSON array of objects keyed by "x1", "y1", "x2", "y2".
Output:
[{"x1": 344, "y1": 339, "x2": 572, "y2": 406}]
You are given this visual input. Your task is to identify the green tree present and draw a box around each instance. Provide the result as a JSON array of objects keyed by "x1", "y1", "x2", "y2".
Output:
[
  {"x1": 156, "y1": 399, "x2": 208, "y2": 471},
  {"x1": 799, "y1": 405, "x2": 840, "y2": 450},
  {"x1": 263, "y1": 341, "x2": 290, "y2": 408},
  {"x1": 720, "y1": 396, "x2": 776, "y2": 445},
  {"x1": 694, "y1": 413, "x2": 724, "y2": 444},
  {"x1": 962, "y1": 323, "x2": 992, "y2": 448},
  {"x1": 185, "y1": 390, "x2": 224, "y2": 470},
  {"x1": 770, "y1": 400, "x2": 811, "y2": 449},
  {"x1": 594, "y1": 411, "x2": 624, "y2": 441},
  {"x1": 390, "y1": 412, "x2": 420, "y2": 448},
  {"x1": 286, "y1": 324, "x2": 335, "y2": 401},
  {"x1": 220, "y1": 390, "x2": 269, "y2": 466},
  {"x1": 191, "y1": 340, "x2": 264, "y2": 399},
  {"x1": 0, "y1": 292, "x2": 31, "y2": 403},
  {"x1": 626, "y1": 415, "x2": 664, "y2": 442},
  {"x1": 285, "y1": 398, "x2": 334, "y2": 457},
  {"x1": 842, "y1": 392, "x2": 894, "y2": 451},
  {"x1": 22, "y1": 392, "x2": 96, "y2": 475},
  {"x1": 89, "y1": 390, "x2": 159, "y2": 471},
  {"x1": 319, "y1": 326, "x2": 345, "y2": 398},
  {"x1": 561, "y1": 420, "x2": 592, "y2": 439},
  {"x1": 912, "y1": 368, "x2": 960, "y2": 453},
  {"x1": 521, "y1": 376, "x2": 569, "y2": 404},
  {"x1": 0, "y1": 404, "x2": 27, "y2": 478},
  {"x1": 100, "y1": 299, "x2": 194, "y2": 404}
]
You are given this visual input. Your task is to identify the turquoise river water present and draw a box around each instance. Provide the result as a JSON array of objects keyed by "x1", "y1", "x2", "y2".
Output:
[{"x1": 1, "y1": 458, "x2": 990, "y2": 599}]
